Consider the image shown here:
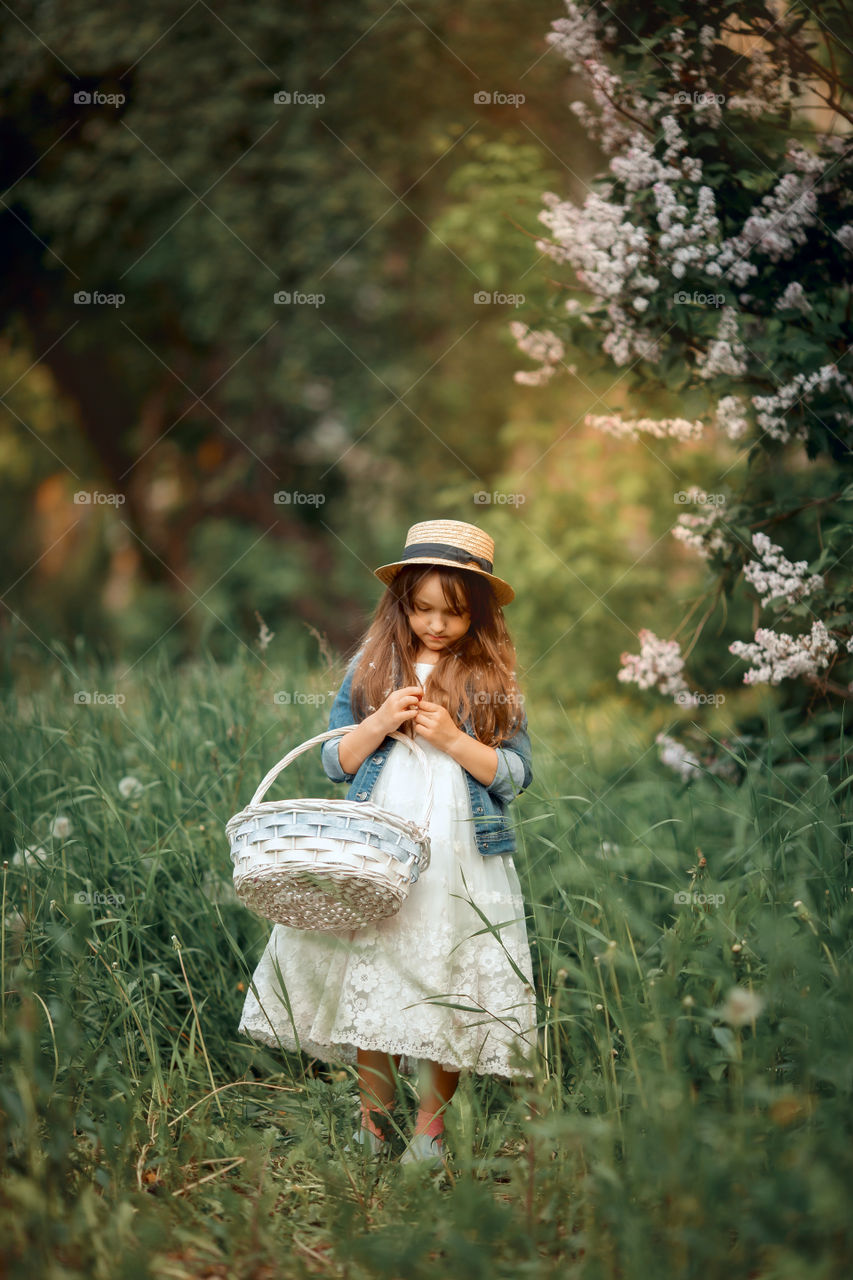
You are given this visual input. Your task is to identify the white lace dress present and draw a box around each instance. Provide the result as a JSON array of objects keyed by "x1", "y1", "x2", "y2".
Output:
[{"x1": 237, "y1": 661, "x2": 539, "y2": 1078}]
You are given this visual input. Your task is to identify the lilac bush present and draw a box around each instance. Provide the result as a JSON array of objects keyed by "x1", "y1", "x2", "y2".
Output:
[{"x1": 514, "y1": 1, "x2": 853, "y2": 729}]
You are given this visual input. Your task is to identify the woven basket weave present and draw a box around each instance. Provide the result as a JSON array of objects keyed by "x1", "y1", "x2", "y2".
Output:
[{"x1": 226, "y1": 725, "x2": 432, "y2": 930}]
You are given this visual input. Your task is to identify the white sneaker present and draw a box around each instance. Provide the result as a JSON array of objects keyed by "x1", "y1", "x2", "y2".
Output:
[
  {"x1": 400, "y1": 1132, "x2": 445, "y2": 1167},
  {"x1": 344, "y1": 1127, "x2": 385, "y2": 1156}
]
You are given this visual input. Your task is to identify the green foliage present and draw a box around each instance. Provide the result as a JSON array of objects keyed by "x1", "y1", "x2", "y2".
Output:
[
  {"x1": 1, "y1": 639, "x2": 852, "y2": 1277},
  {"x1": 0, "y1": 0, "x2": 576, "y2": 660}
]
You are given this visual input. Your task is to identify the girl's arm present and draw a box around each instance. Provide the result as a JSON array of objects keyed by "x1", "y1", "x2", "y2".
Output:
[
  {"x1": 445, "y1": 733, "x2": 499, "y2": 787},
  {"x1": 489, "y1": 721, "x2": 533, "y2": 801},
  {"x1": 337, "y1": 713, "x2": 389, "y2": 775},
  {"x1": 413, "y1": 701, "x2": 532, "y2": 794}
]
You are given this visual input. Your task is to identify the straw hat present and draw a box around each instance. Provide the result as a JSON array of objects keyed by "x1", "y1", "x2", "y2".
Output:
[{"x1": 373, "y1": 519, "x2": 515, "y2": 605}]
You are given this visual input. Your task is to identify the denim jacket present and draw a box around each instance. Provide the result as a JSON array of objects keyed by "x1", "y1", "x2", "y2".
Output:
[{"x1": 320, "y1": 652, "x2": 533, "y2": 857}]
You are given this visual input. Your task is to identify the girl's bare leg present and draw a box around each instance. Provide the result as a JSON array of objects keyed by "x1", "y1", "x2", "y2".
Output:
[
  {"x1": 414, "y1": 1058, "x2": 459, "y2": 1133},
  {"x1": 357, "y1": 1048, "x2": 401, "y2": 1137}
]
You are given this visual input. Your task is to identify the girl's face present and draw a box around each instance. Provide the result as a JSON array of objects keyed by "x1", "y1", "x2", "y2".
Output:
[{"x1": 407, "y1": 571, "x2": 471, "y2": 655}]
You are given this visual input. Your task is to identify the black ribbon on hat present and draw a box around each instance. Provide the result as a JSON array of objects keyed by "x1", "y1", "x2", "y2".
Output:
[{"x1": 400, "y1": 540, "x2": 494, "y2": 574}]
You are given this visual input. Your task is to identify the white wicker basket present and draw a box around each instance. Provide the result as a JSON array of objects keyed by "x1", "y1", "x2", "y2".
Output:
[{"x1": 226, "y1": 725, "x2": 433, "y2": 930}]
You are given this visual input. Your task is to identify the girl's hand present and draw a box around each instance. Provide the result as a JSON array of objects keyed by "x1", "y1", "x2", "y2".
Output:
[
  {"x1": 413, "y1": 699, "x2": 462, "y2": 754},
  {"x1": 373, "y1": 686, "x2": 423, "y2": 736}
]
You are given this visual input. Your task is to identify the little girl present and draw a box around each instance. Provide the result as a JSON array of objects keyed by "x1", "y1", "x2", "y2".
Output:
[{"x1": 238, "y1": 519, "x2": 539, "y2": 1164}]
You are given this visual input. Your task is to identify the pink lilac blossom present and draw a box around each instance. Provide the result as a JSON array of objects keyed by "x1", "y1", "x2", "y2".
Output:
[
  {"x1": 729, "y1": 621, "x2": 837, "y2": 686},
  {"x1": 618, "y1": 629, "x2": 697, "y2": 704},
  {"x1": 786, "y1": 139, "x2": 832, "y2": 177},
  {"x1": 743, "y1": 532, "x2": 824, "y2": 608}
]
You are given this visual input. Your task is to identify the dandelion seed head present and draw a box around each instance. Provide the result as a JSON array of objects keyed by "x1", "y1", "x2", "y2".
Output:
[{"x1": 718, "y1": 985, "x2": 763, "y2": 1027}]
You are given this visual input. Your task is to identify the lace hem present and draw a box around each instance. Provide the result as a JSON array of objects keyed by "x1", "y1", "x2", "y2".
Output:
[{"x1": 237, "y1": 1013, "x2": 539, "y2": 1079}]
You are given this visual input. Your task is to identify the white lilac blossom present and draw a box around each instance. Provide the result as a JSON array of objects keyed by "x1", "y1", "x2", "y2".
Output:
[
  {"x1": 751, "y1": 365, "x2": 853, "y2": 443},
  {"x1": 775, "y1": 281, "x2": 812, "y2": 314},
  {"x1": 510, "y1": 321, "x2": 567, "y2": 386},
  {"x1": 524, "y1": 7, "x2": 853, "y2": 390},
  {"x1": 547, "y1": 2, "x2": 602, "y2": 67},
  {"x1": 714, "y1": 395, "x2": 750, "y2": 441},
  {"x1": 695, "y1": 307, "x2": 749, "y2": 380},
  {"x1": 656, "y1": 731, "x2": 701, "y2": 779},
  {"x1": 655, "y1": 182, "x2": 720, "y2": 255},
  {"x1": 718, "y1": 173, "x2": 818, "y2": 272},
  {"x1": 602, "y1": 305, "x2": 662, "y2": 365},
  {"x1": 618, "y1": 629, "x2": 697, "y2": 704},
  {"x1": 743, "y1": 532, "x2": 824, "y2": 608},
  {"x1": 547, "y1": 4, "x2": 651, "y2": 156},
  {"x1": 729, "y1": 621, "x2": 838, "y2": 685},
  {"x1": 536, "y1": 189, "x2": 654, "y2": 293},
  {"x1": 515, "y1": 6, "x2": 852, "y2": 705},
  {"x1": 525, "y1": 143, "x2": 729, "y2": 379},
  {"x1": 611, "y1": 130, "x2": 680, "y2": 193},
  {"x1": 672, "y1": 511, "x2": 732, "y2": 559},
  {"x1": 585, "y1": 414, "x2": 704, "y2": 442},
  {"x1": 710, "y1": 147, "x2": 840, "y2": 286}
]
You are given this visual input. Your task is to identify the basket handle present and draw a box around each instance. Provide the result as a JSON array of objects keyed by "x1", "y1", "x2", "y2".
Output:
[{"x1": 249, "y1": 724, "x2": 434, "y2": 828}]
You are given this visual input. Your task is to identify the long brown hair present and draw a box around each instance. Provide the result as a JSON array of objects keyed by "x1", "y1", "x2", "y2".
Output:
[{"x1": 348, "y1": 565, "x2": 525, "y2": 746}]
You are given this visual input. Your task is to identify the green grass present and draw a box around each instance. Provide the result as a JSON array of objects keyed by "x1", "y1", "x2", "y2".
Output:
[{"x1": 1, "y1": 635, "x2": 851, "y2": 1279}]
